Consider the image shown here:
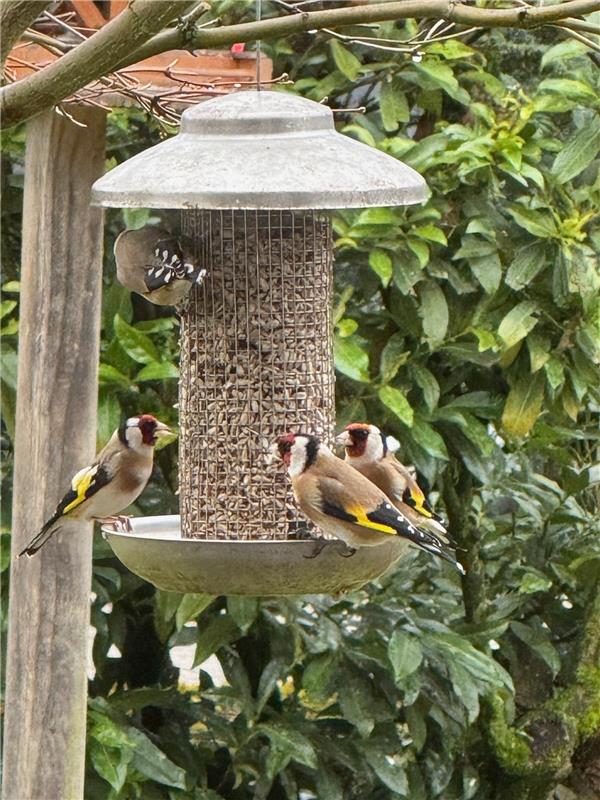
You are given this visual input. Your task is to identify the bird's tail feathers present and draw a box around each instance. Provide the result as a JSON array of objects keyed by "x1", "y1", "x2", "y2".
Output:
[
  {"x1": 18, "y1": 518, "x2": 62, "y2": 557},
  {"x1": 403, "y1": 524, "x2": 464, "y2": 574}
]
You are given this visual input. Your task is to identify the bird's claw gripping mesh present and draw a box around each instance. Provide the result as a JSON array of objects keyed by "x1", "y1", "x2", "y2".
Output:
[{"x1": 179, "y1": 210, "x2": 335, "y2": 540}]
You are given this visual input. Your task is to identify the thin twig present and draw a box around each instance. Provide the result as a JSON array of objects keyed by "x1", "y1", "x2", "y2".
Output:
[{"x1": 552, "y1": 24, "x2": 600, "y2": 51}]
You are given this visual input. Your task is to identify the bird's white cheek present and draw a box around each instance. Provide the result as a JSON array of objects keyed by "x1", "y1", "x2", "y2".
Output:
[
  {"x1": 365, "y1": 435, "x2": 384, "y2": 461},
  {"x1": 125, "y1": 427, "x2": 144, "y2": 451},
  {"x1": 288, "y1": 448, "x2": 306, "y2": 478}
]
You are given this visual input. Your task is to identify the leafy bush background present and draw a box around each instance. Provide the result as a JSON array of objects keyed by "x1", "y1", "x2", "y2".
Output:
[{"x1": 1, "y1": 5, "x2": 599, "y2": 800}]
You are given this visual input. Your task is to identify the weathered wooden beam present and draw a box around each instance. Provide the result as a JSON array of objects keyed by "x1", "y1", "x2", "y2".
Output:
[{"x1": 2, "y1": 106, "x2": 106, "y2": 800}]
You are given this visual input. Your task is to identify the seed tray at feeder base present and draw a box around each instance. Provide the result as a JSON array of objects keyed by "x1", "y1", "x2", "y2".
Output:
[{"x1": 102, "y1": 516, "x2": 410, "y2": 596}]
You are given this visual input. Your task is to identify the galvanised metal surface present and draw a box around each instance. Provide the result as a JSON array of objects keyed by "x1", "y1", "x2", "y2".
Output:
[
  {"x1": 102, "y1": 516, "x2": 410, "y2": 595},
  {"x1": 91, "y1": 91, "x2": 428, "y2": 210},
  {"x1": 178, "y1": 209, "x2": 335, "y2": 541}
]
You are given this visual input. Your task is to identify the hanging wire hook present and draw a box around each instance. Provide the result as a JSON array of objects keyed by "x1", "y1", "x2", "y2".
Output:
[{"x1": 256, "y1": 0, "x2": 262, "y2": 91}]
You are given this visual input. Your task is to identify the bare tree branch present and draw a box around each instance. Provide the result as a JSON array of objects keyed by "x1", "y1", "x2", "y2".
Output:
[
  {"x1": 2, "y1": 0, "x2": 599, "y2": 129},
  {"x1": 1, "y1": 1, "x2": 53, "y2": 69},
  {"x1": 136, "y1": 0, "x2": 600, "y2": 61},
  {"x1": 0, "y1": 0, "x2": 189, "y2": 128}
]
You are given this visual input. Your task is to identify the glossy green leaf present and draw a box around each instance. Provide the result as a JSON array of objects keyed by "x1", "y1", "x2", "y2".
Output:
[
  {"x1": 364, "y1": 743, "x2": 409, "y2": 794},
  {"x1": 545, "y1": 356, "x2": 565, "y2": 392},
  {"x1": 330, "y1": 39, "x2": 362, "y2": 81},
  {"x1": 97, "y1": 390, "x2": 121, "y2": 447},
  {"x1": 410, "y1": 419, "x2": 448, "y2": 459},
  {"x1": 334, "y1": 335, "x2": 370, "y2": 382},
  {"x1": 378, "y1": 385, "x2": 414, "y2": 426},
  {"x1": 0, "y1": 300, "x2": 16, "y2": 319},
  {"x1": 511, "y1": 621, "x2": 560, "y2": 675},
  {"x1": 418, "y1": 281, "x2": 449, "y2": 345},
  {"x1": 89, "y1": 742, "x2": 130, "y2": 794},
  {"x1": 537, "y1": 78, "x2": 598, "y2": 105},
  {"x1": 506, "y1": 205, "x2": 558, "y2": 238},
  {"x1": 380, "y1": 78, "x2": 409, "y2": 131},
  {"x1": 551, "y1": 117, "x2": 600, "y2": 184},
  {"x1": 380, "y1": 332, "x2": 410, "y2": 383},
  {"x1": 336, "y1": 318, "x2": 358, "y2": 337},
  {"x1": 506, "y1": 242, "x2": 547, "y2": 290},
  {"x1": 502, "y1": 371, "x2": 545, "y2": 437},
  {"x1": 127, "y1": 726, "x2": 187, "y2": 788},
  {"x1": 257, "y1": 724, "x2": 317, "y2": 769},
  {"x1": 414, "y1": 224, "x2": 447, "y2": 245},
  {"x1": 114, "y1": 314, "x2": 159, "y2": 364},
  {"x1": 302, "y1": 652, "x2": 339, "y2": 706},
  {"x1": 98, "y1": 363, "x2": 130, "y2": 388},
  {"x1": 369, "y1": 248, "x2": 393, "y2": 286},
  {"x1": 527, "y1": 331, "x2": 551, "y2": 372},
  {"x1": 497, "y1": 301, "x2": 538, "y2": 349},
  {"x1": 468, "y1": 327, "x2": 498, "y2": 353},
  {"x1": 135, "y1": 361, "x2": 179, "y2": 381},
  {"x1": 193, "y1": 615, "x2": 240, "y2": 667},
  {"x1": 469, "y1": 253, "x2": 502, "y2": 295},
  {"x1": 407, "y1": 238, "x2": 430, "y2": 268},
  {"x1": 227, "y1": 596, "x2": 260, "y2": 632},
  {"x1": 175, "y1": 594, "x2": 214, "y2": 631},
  {"x1": 410, "y1": 364, "x2": 440, "y2": 411},
  {"x1": 541, "y1": 39, "x2": 587, "y2": 68},
  {"x1": 415, "y1": 59, "x2": 470, "y2": 104},
  {"x1": 388, "y1": 630, "x2": 423, "y2": 682}
]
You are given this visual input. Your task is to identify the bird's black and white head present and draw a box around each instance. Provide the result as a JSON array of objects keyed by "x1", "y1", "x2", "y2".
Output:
[
  {"x1": 119, "y1": 415, "x2": 172, "y2": 451},
  {"x1": 276, "y1": 433, "x2": 320, "y2": 477},
  {"x1": 336, "y1": 422, "x2": 400, "y2": 464}
]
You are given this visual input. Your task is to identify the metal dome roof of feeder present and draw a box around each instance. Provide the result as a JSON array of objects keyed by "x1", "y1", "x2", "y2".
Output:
[{"x1": 91, "y1": 91, "x2": 428, "y2": 210}]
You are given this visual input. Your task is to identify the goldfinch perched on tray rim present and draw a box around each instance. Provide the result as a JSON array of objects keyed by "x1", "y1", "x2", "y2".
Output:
[
  {"x1": 336, "y1": 422, "x2": 449, "y2": 540},
  {"x1": 19, "y1": 415, "x2": 172, "y2": 557},
  {"x1": 277, "y1": 432, "x2": 463, "y2": 572}
]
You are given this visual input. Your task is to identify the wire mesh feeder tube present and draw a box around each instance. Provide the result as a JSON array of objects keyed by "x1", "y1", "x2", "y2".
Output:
[{"x1": 179, "y1": 210, "x2": 335, "y2": 541}]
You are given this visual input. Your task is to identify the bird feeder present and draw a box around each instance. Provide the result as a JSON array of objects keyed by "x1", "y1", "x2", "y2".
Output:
[{"x1": 92, "y1": 90, "x2": 428, "y2": 595}]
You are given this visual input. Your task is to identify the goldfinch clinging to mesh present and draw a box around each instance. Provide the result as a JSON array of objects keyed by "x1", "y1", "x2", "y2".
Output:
[
  {"x1": 19, "y1": 415, "x2": 172, "y2": 557},
  {"x1": 276, "y1": 432, "x2": 463, "y2": 572},
  {"x1": 336, "y1": 422, "x2": 450, "y2": 540},
  {"x1": 114, "y1": 227, "x2": 206, "y2": 307}
]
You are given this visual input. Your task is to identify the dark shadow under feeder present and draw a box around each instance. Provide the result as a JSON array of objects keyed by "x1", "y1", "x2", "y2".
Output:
[{"x1": 93, "y1": 91, "x2": 428, "y2": 596}]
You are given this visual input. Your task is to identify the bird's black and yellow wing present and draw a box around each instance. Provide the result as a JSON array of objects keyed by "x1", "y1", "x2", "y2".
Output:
[
  {"x1": 55, "y1": 463, "x2": 112, "y2": 516},
  {"x1": 317, "y1": 474, "x2": 462, "y2": 571},
  {"x1": 19, "y1": 463, "x2": 112, "y2": 556}
]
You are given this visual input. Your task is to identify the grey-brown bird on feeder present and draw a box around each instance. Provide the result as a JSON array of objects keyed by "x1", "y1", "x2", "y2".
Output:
[
  {"x1": 114, "y1": 227, "x2": 206, "y2": 307},
  {"x1": 91, "y1": 90, "x2": 430, "y2": 596}
]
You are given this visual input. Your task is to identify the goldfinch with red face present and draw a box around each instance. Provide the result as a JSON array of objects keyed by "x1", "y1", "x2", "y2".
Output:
[
  {"x1": 336, "y1": 423, "x2": 448, "y2": 540},
  {"x1": 114, "y1": 227, "x2": 206, "y2": 307},
  {"x1": 19, "y1": 415, "x2": 172, "y2": 557},
  {"x1": 277, "y1": 433, "x2": 463, "y2": 572}
]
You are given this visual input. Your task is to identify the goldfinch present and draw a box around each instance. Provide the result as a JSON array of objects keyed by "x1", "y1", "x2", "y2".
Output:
[
  {"x1": 19, "y1": 415, "x2": 172, "y2": 557},
  {"x1": 277, "y1": 433, "x2": 463, "y2": 571},
  {"x1": 114, "y1": 227, "x2": 206, "y2": 307},
  {"x1": 336, "y1": 423, "x2": 449, "y2": 540}
]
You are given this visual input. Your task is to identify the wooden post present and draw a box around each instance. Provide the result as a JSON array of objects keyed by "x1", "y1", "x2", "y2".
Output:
[{"x1": 2, "y1": 106, "x2": 105, "y2": 800}]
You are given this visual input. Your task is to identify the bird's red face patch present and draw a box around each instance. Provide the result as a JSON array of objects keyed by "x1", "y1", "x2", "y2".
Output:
[
  {"x1": 345, "y1": 423, "x2": 370, "y2": 457},
  {"x1": 138, "y1": 414, "x2": 159, "y2": 445},
  {"x1": 277, "y1": 433, "x2": 296, "y2": 467}
]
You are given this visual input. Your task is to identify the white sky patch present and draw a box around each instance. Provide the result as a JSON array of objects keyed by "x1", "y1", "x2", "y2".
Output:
[
  {"x1": 87, "y1": 625, "x2": 96, "y2": 681},
  {"x1": 171, "y1": 645, "x2": 227, "y2": 688}
]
